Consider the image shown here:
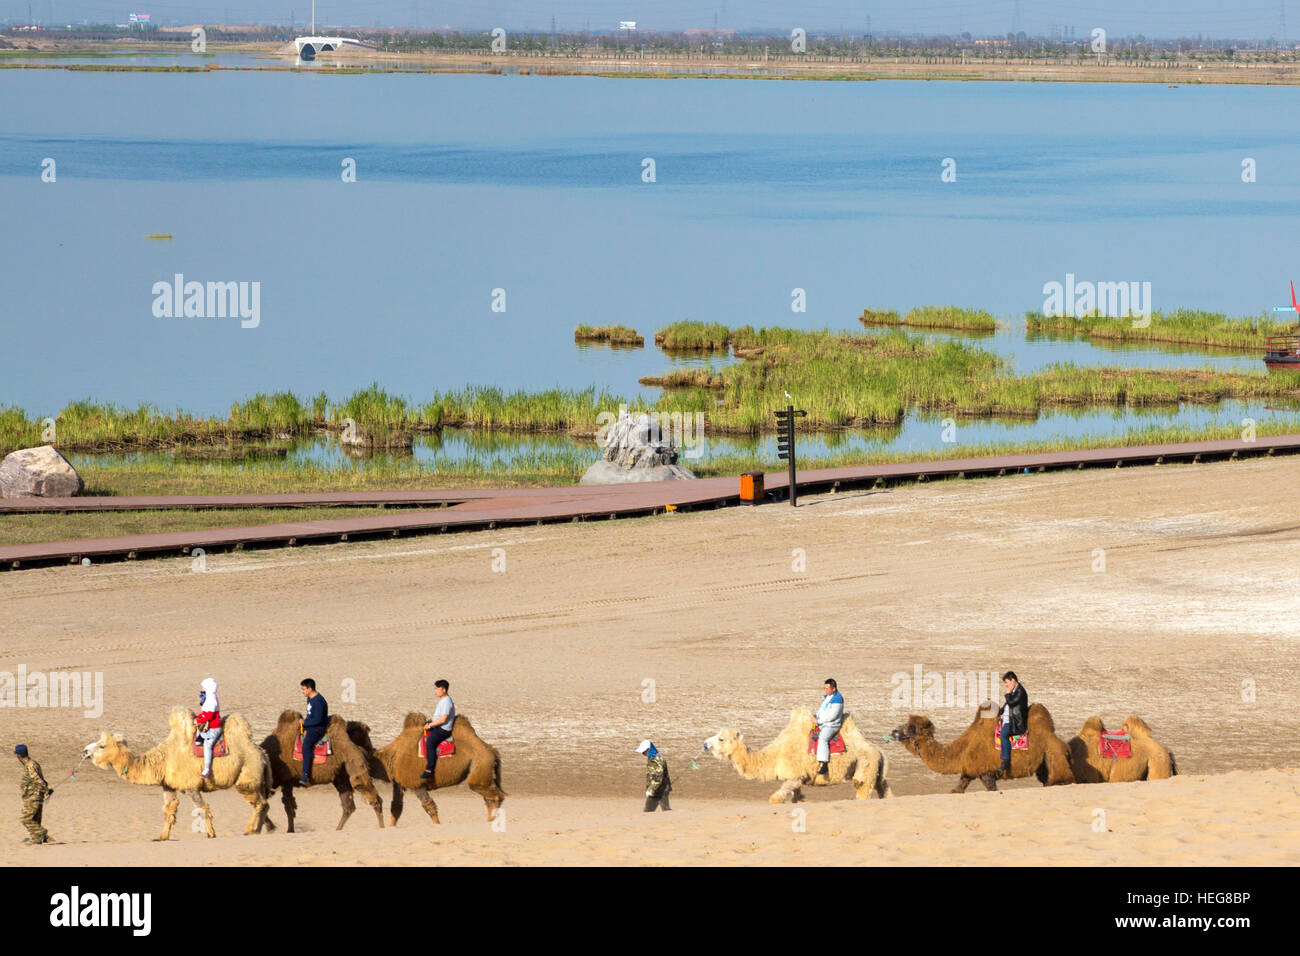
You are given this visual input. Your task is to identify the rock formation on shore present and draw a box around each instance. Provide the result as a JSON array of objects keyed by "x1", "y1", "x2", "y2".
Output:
[
  {"x1": 580, "y1": 411, "x2": 697, "y2": 485},
  {"x1": 0, "y1": 445, "x2": 84, "y2": 498}
]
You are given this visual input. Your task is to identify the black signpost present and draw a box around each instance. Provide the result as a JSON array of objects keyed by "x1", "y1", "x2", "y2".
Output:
[{"x1": 774, "y1": 404, "x2": 806, "y2": 506}]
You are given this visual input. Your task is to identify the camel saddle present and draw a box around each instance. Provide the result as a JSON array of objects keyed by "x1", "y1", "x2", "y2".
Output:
[
  {"x1": 993, "y1": 724, "x2": 1028, "y2": 751},
  {"x1": 807, "y1": 726, "x2": 846, "y2": 756},
  {"x1": 293, "y1": 734, "x2": 332, "y2": 764},
  {"x1": 1099, "y1": 731, "x2": 1132, "y2": 759},
  {"x1": 418, "y1": 734, "x2": 455, "y2": 759},
  {"x1": 191, "y1": 734, "x2": 228, "y2": 758}
]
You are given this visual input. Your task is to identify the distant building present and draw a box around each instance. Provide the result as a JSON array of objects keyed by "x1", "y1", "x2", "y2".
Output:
[{"x1": 619, "y1": 20, "x2": 636, "y2": 31}]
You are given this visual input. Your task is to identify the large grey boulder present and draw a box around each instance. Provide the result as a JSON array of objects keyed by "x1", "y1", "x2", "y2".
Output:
[
  {"x1": 580, "y1": 411, "x2": 697, "y2": 485},
  {"x1": 0, "y1": 445, "x2": 84, "y2": 498}
]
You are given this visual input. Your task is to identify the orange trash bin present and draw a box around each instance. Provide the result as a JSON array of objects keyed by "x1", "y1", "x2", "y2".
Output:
[{"x1": 739, "y1": 471, "x2": 765, "y2": 504}]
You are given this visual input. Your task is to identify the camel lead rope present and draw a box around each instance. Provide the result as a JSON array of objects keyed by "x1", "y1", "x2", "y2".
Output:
[
  {"x1": 55, "y1": 752, "x2": 91, "y2": 790},
  {"x1": 63, "y1": 752, "x2": 89, "y2": 781}
]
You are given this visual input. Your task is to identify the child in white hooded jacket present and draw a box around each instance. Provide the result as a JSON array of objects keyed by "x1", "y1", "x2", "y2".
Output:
[{"x1": 194, "y1": 677, "x2": 223, "y2": 778}]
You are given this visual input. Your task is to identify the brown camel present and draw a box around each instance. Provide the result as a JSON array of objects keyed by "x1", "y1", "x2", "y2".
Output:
[
  {"x1": 891, "y1": 701, "x2": 1075, "y2": 792},
  {"x1": 351, "y1": 713, "x2": 504, "y2": 825},
  {"x1": 83, "y1": 708, "x2": 271, "y2": 840},
  {"x1": 1067, "y1": 715, "x2": 1178, "y2": 783},
  {"x1": 260, "y1": 711, "x2": 384, "y2": 832}
]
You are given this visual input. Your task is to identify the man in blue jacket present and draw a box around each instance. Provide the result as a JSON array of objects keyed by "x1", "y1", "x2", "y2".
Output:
[
  {"x1": 299, "y1": 678, "x2": 329, "y2": 787},
  {"x1": 814, "y1": 678, "x2": 844, "y2": 780}
]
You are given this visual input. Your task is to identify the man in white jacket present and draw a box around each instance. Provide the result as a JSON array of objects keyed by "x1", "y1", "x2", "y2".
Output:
[{"x1": 814, "y1": 678, "x2": 844, "y2": 779}]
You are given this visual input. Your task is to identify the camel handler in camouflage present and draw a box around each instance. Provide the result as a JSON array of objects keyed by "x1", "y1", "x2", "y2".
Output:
[
  {"x1": 636, "y1": 739, "x2": 671, "y2": 812},
  {"x1": 15, "y1": 744, "x2": 52, "y2": 845}
]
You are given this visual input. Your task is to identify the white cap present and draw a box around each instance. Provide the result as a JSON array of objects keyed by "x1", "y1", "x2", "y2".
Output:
[{"x1": 636, "y1": 739, "x2": 652, "y2": 754}]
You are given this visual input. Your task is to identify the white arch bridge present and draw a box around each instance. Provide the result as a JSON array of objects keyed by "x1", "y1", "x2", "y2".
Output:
[{"x1": 294, "y1": 36, "x2": 372, "y2": 58}]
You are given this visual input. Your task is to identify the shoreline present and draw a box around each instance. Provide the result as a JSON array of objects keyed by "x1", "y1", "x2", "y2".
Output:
[{"x1": 6, "y1": 41, "x2": 1300, "y2": 85}]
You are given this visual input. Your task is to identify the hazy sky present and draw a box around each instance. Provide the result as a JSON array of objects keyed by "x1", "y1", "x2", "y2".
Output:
[{"x1": 3, "y1": 1, "x2": 1294, "y2": 39}]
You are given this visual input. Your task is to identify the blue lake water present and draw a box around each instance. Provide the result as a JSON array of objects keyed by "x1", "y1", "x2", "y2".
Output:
[{"x1": 2, "y1": 70, "x2": 1300, "y2": 459}]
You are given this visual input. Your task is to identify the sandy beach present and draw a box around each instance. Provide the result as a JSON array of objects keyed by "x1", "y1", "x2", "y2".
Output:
[{"x1": 3, "y1": 454, "x2": 1300, "y2": 865}]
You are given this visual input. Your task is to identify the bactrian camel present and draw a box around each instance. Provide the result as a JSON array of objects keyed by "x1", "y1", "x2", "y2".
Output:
[
  {"x1": 83, "y1": 708, "x2": 272, "y2": 840},
  {"x1": 260, "y1": 711, "x2": 384, "y2": 832},
  {"x1": 891, "y1": 701, "x2": 1074, "y2": 792},
  {"x1": 351, "y1": 713, "x2": 505, "y2": 825},
  {"x1": 1067, "y1": 715, "x2": 1178, "y2": 783},
  {"x1": 704, "y1": 708, "x2": 892, "y2": 804}
]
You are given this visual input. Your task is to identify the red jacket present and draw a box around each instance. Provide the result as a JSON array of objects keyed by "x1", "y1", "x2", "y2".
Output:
[{"x1": 195, "y1": 709, "x2": 222, "y2": 731}]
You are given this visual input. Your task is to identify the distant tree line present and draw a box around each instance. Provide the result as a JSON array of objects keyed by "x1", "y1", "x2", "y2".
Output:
[{"x1": 5, "y1": 24, "x2": 1294, "y2": 62}]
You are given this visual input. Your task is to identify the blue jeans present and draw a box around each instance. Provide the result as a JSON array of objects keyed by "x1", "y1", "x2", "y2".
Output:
[
  {"x1": 1000, "y1": 723, "x2": 1014, "y2": 765},
  {"x1": 199, "y1": 727, "x2": 222, "y2": 774},
  {"x1": 300, "y1": 726, "x2": 326, "y2": 782}
]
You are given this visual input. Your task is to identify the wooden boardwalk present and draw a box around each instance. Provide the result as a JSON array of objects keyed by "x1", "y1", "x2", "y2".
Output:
[{"x1": 2, "y1": 434, "x2": 1295, "y2": 570}]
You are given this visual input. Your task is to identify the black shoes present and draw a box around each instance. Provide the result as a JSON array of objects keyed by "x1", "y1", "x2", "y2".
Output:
[{"x1": 420, "y1": 769, "x2": 434, "y2": 780}]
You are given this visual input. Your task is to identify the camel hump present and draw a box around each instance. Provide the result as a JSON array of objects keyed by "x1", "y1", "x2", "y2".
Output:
[
  {"x1": 168, "y1": 707, "x2": 194, "y2": 735},
  {"x1": 1081, "y1": 715, "x2": 1106, "y2": 734},
  {"x1": 401, "y1": 712, "x2": 428, "y2": 730},
  {"x1": 325, "y1": 714, "x2": 348, "y2": 734},
  {"x1": 1122, "y1": 715, "x2": 1153, "y2": 737},
  {"x1": 222, "y1": 713, "x2": 253, "y2": 739},
  {"x1": 275, "y1": 709, "x2": 302, "y2": 729},
  {"x1": 1027, "y1": 703, "x2": 1056, "y2": 731}
]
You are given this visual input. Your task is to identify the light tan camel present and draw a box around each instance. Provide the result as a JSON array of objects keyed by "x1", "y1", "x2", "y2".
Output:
[
  {"x1": 890, "y1": 701, "x2": 1075, "y2": 792},
  {"x1": 83, "y1": 708, "x2": 271, "y2": 840},
  {"x1": 351, "y1": 713, "x2": 505, "y2": 825},
  {"x1": 703, "y1": 708, "x2": 892, "y2": 804},
  {"x1": 1067, "y1": 715, "x2": 1178, "y2": 783},
  {"x1": 260, "y1": 711, "x2": 384, "y2": 832}
]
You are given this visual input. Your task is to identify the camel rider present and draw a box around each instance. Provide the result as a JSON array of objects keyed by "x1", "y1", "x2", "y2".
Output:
[
  {"x1": 194, "y1": 677, "x2": 223, "y2": 779},
  {"x1": 637, "y1": 739, "x2": 671, "y2": 812},
  {"x1": 299, "y1": 678, "x2": 329, "y2": 787},
  {"x1": 814, "y1": 678, "x2": 844, "y2": 779},
  {"x1": 15, "y1": 744, "x2": 52, "y2": 845},
  {"x1": 420, "y1": 679, "x2": 455, "y2": 781},
  {"x1": 998, "y1": 671, "x2": 1029, "y2": 777}
]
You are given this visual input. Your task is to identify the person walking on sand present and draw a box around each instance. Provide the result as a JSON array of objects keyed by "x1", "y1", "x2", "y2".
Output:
[
  {"x1": 299, "y1": 678, "x2": 329, "y2": 787},
  {"x1": 636, "y1": 740, "x2": 671, "y2": 812},
  {"x1": 420, "y1": 680, "x2": 455, "y2": 781},
  {"x1": 194, "y1": 677, "x2": 223, "y2": 779},
  {"x1": 814, "y1": 678, "x2": 844, "y2": 780},
  {"x1": 997, "y1": 671, "x2": 1029, "y2": 777},
  {"x1": 15, "y1": 744, "x2": 52, "y2": 845}
]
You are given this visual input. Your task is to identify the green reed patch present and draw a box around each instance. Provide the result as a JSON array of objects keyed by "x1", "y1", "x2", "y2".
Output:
[
  {"x1": 654, "y1": 320, "x2": 732, "y2": 351},
  {"x1": 1026, "y1": 309, "x2": 1297, "y2": 351},
  {"x1": 574, "y1": 324, "x2": 645, "y2": 346}
]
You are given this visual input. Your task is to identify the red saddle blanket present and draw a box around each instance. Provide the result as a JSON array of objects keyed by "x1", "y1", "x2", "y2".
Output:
[
  {"x1": 293, "y1": 735, "x2": 332, "y2": 764},
  {"x1": 418, "y1": 734, "x2": 455, "y2": 758},
  {"x1": 807, "y1": 727, "x2": 846, "y2": 756},
  {"x1": 994, "y1": 724, "x2": 1029, "y2": 751},
  {"x1": 1099, "y1": 732, "x2": 1132, "y2": 759},
  {"x1": 191, "y1": 735, "x2": 228, "y2": 758}
]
